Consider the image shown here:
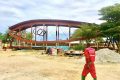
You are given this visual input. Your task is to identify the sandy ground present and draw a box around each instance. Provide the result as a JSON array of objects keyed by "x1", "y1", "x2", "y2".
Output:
[{"x1": 0, "y1": 49, "x2": 120, "y2": 80}]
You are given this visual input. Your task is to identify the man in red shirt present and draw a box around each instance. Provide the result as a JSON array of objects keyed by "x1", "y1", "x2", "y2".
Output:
[{"x1": 81, "y1": 43, "x2": 97, "y2": 80}]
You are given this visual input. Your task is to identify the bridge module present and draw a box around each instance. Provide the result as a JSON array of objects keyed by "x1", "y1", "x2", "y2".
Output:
[{"x1": 8, "y1": 19, "x2": 87, "y2": 49}]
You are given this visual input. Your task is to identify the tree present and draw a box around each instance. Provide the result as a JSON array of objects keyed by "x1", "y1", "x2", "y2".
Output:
[
  {"x1": 72, "y1": 23, "x2": 99, "y2": 43},
  {"x1": 99, "y1": 3, "x2": 120, "y2": 52},
  {"x1": 99, "y1": 3, "x2": 120, "y2": 25},
  {"x1": 0, "y1": 33, "x2": 4, "y2": 40},
  {"x1": 0, "y1": 30, "x2": 13, "y2": 43},
  {"x1": 26, "y1": 32, "x2": 33, "y2": 40},
  {"x1": 0, "y1": 32, "x2": 7, "y2": 43}
]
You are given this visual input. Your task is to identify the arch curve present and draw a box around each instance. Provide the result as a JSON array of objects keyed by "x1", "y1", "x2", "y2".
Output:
[
  {"x1": 8, "y1": 19, "x2": 88, "y2": 47},
  {"x1": 9, "y1": 19, "x2": 86, "y2": 31}
]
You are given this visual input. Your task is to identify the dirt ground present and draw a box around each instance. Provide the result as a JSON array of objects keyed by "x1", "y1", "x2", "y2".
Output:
[{"x1": 0, "y1": 49, "x2": 120, "y2": 80}]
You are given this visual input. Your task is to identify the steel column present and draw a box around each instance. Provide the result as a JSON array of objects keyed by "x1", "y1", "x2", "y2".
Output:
[
  {"x1": 69, "y1": 27, "x2": 71, "y2": 39},
  {"x1": 57, "y1": 26, "x2": 59, "y2": 47},
  {"x1": 35, "y1": 26, "x2": 37, "y2": 46},
  {"x1": 46, "y1": 26, "x2": 48, "y2": 41},
  {"x1": 31, "y1": 26, "x2": 33, "y2": 47},
  {"x1": 18, "y1": 28, "x2": 21, "y2": 48},
  {"x1": 69, "y1": 27, "x2": 71, "y2": 48},
  {"x1": 43, "y1": 24, "x2": 45, "y2": 50},
  {"x1": 55, "y1": 26, "x2": 57, "y2": 48},
  {"x1": 45, "y1": 26, "x2": 48, "y2": 51},
  {"x1": 24, "y1": 30, "x2": 26, "y2": 46}
]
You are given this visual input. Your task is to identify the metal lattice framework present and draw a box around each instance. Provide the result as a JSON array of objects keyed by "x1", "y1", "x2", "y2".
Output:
[{"x1": 8, "y1": 19, "x2": 88, "y2": 48}]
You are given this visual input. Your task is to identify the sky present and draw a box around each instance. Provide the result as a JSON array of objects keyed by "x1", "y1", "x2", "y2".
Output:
[{"x1": 0, "y1": 0, "x2": 120, "y2": 34}]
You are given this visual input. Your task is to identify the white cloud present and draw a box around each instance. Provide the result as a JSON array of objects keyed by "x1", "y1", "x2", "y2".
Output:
[{"x1": 0, "y1": 0, "x2": 120, "y2": 33}]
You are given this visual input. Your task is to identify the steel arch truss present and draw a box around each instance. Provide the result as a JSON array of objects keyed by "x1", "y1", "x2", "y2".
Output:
[{"x1": 8, "y1": 19, "x2": 88, "y2": 48}]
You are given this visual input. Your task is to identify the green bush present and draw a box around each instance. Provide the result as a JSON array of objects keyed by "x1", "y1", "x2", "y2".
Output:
[{"x1": 71, "y1": 44, "x2": 85, "y2": 50}]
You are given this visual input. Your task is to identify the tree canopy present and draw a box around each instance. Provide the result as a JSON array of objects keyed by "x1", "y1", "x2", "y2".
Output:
[
  {"x1": 99, "y1": 3, "x2": 120, "y2": 39},
  {"x1": 0, "y1": 32, "x2": 8, "y2": 43},
  {"x1": 99, "y1": 3, "x2": 120, "y2": 52},
  {"x1": 26, "y1": 32, "x2": 33, "y2": 40},
  {"x1": 99, "y1": 3, "x2": 120, "y2": 25},
  {"x1": 72, "y1": 23, "x2": 99, "y2": 43}
]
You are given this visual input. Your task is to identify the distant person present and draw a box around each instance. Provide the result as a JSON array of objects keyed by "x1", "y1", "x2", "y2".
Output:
[
  {"x1": 47, "y1": 48, "x2": 51, "y2": 55},
  {"x1": 57, "y1": 48, "x2": 63, "y2": 56},
  {"x1": 3, "y1": 43, "x2": 8, "y2": 51},
  {"x1": 49, "y1": 48, "x2": 52, "y2": 55},
  {"x1": 81, "y1": 43, "x2": 97, "y2": 80}
]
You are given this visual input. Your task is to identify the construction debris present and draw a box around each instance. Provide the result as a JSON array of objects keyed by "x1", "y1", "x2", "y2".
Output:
[{"x1": 96, "y1": 48, "x2": 120, "y2": 63}]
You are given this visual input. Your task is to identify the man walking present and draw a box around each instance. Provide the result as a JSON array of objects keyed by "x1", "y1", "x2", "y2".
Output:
[{"x1": 81, "y1": 43, "x2": 97, "y2": 80}]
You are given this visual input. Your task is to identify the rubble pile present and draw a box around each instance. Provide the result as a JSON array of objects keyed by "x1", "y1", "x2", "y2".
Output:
[{"x1": 96, "y1": 48, "x2": 120, "y2": 63}]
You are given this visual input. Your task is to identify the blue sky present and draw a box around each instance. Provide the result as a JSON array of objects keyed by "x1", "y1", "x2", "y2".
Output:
[{"x1": 0, "y1": 0, "x2": 120, "y2": 34}]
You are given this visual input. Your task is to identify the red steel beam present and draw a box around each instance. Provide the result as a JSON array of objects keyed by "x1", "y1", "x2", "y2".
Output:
[{"x1": 9, "y1": 19, "x2": 89, "y2": 31}]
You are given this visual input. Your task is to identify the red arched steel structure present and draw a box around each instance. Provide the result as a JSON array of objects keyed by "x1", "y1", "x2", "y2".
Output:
[{"x1": 8, "y1": 19, "x2": 88, "y2": 48}]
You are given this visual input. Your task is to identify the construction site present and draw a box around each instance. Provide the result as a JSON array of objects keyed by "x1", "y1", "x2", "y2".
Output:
[
  {"x1": 0, "y1": 48, "x2": 120, "y2": 80},
  {"x1": 0, "y1": 19, "x2": 120, "y2": 80}
]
